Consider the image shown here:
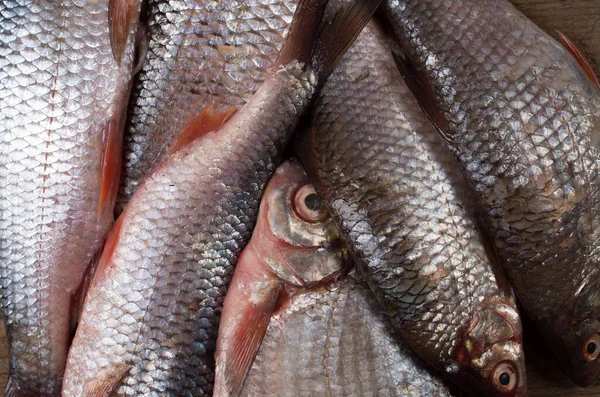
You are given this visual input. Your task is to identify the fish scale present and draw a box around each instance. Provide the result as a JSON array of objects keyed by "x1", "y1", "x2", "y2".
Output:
[
  {"x1": 0, "y1": 0, "x2": 138, "y2": 394},
  {"x1": 383, "y1": 0, "x2": 600, "y2": 385},
  {"x1": 117, "y1": 0, "x2": 296, "y2": 213}
]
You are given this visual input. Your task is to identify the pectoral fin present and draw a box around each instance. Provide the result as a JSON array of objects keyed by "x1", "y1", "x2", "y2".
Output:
[
  {"x1": 82, "y1": 364, "x2": 131, "y2": 397},
  {"x1": 558, "y1": 31, "x2": 600, "y2": 89}
]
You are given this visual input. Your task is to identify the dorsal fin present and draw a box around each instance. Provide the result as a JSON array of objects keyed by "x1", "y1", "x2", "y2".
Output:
[
  {"x1": 167, "y1": 104, "x2": 236, "y2": 155},
  {"x1": 82, "y1": 364, "x2": 131, "y2": 397},
  {"x1": 275, "y1": 0, "x2": 381, "y2": 85},
  {"x1": 108, "y1": 0, "x2": 141, "y2": 66},
  {"x1": 558, "y1": 31, "x2": 600, "y2": 89},
  {"x1": 392, "y1": 50, "x2": 453, "y2": 142}
]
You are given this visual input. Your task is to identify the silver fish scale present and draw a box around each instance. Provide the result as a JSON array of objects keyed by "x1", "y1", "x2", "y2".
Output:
[
  {"x1": 63, "y1": 65, "x2": 316, "y2": 395},
  {"x1": 117, "y1": 0, "x2": 296, "y2": 212},
  {"x1": 301, "y1": 22, "x2": 506, "y2": 370},
  {"x1": 384, "y1": 0, "x2": 600, "y2": 320},
  {"x1": 0, "y1": 0, "x2": 133, "y2": 393},
  {"x1": 244, "y1": 277, "x2": 452, "y2": 397}
]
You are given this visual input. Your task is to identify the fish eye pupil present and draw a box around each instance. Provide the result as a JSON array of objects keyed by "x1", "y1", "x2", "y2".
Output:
[
  {"x1": 499, "y1": 372, "x2": 511, "y2": 386},
  {"x1": 304, "y1": 193, "x2": 321, "y2": 212},
  {"x1": 587, "y1": 342, "x2": 597, "y2": 355}
]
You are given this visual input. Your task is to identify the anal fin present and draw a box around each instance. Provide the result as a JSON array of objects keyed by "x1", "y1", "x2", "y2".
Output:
[
  {"x1": 167, "y1": 104, "x2": 236, "y2": 155},
  {"x1": 98, "y1": 105, "x2": 127, "y2": 220},
  {"x1": 558, "y1": 31, "x2": 600, "y2": 89}
]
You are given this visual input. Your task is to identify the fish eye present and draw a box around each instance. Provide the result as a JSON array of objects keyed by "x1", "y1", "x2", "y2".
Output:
[
  {"x1": 491, "y1": 362, "x2": 517, "y2": 393},
  {"x1": 293, "y1": 184, "x2": 328, "y2": 223},
  {"x1": 583, "y1": 334, "x2": 600, "y2": 361}
]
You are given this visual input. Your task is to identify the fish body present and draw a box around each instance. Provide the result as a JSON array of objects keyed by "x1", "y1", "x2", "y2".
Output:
[
  {"x1": 297, "y1": 19, "x2": 526, "y2": 396},
  {"x1": 0, "y1": 0, "x2": 139, "y2": 394},
  {"x1": 215, "y1": 159, "x2": 452, "y2": 397},
  {"x1": 244, "y1": 277, "x2": 453, "y2": 397},
  {"x1": 117, "y1": 0, "x2": 296, "y2": 212},
  {"x1": 62, "y1": 1, "x2": 379, "y2": 394},
  {"x1": 383, "y1": 0, "x2": 600, "y2": 385}
]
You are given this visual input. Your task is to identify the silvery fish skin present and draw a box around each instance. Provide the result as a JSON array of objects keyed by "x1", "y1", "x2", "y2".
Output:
[
  {"x1": 117, "y1": 0, "x2": 296, "y2": 212},
  {"x1": 62, "y1": 1, "x2": 379, "y2": 393},
  {"x1": 214, "y1": 160, "x2": 452, "y2": 397},
  {"x1": 296, "y1": 20, "x2": 526, "y2": 396},
  {"x1": 383, "y1": 0, "x2": 600, "y2": 385},
  {"x1": 244, "y1": 277, "x2": 453, "y2": 397},
  {"x1": 0, "y1": 1, "x2": 138, "y2": 394}
]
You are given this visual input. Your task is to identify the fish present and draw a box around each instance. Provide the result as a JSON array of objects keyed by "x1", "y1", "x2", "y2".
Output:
[
  {"x1": 295, "y1": 16, "x2": 526, "y2": 397},
  {"x1": 116, "y1": 0, "x2": 297, "y2": 213},
  {"x1": 382, "y1": 0, "x2": 600, "y2": 386},
  {"x1": 61, "y1": 0, "x2": 380, "y2": 394},
  {"x1": 0, "y1": 0, "x2": 141, "y2": 394},
  {"x1": 215, "y1": 159, "x2": 453, "y2": 397}
]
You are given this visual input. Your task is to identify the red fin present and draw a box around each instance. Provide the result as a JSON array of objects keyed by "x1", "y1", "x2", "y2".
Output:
[
  {"x1": 167, "y1": 104, "x2": 236, "y2": 155},
  {"x1": 214, "y1": 247, "x2": 283, "y2": 397},
  {"x1": 70, "y1": 250, "x2": 103, "y2": 340},
  {"x1": 98, "y1": 105, "x2": 127, "y2": 220},
  {"x1": 108, "y1": 0, "x2": 140, "y2": 66},
  {"x1": 558, "y1": 31, "x2": 600, "y2": 89},
  {"x1": 392, "y1": 50, "x2": 453, "y2": 142},
  {"x1": 82, "y1": 364, "x2": 131, "y2": 397},
  {"x1": 90, "y1": 213, "x2": 126, "y2": 290},
  {"x1": 277, "y1": 0, "x2": 381, "y2": 84}
]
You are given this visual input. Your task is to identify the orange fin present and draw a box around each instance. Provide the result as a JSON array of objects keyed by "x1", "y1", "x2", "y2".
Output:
[
  {"x1": 108, "y1": 0, "x2": 140, "y2": 66},
  {"x1": 167, "y1": 104, "x2": 236, "y2": 155},
  {"x1": 392, "y1": 50, "x2": 453, "y2": 142},
  {"x1": 82, "y1": 364, "x2": 131, "y2": 397},
  {"x1": 90, "y1": 213, "x2": 126, "y2": 290},
  {"x1": 214, "y1": 248, "x2": 283, "y2": 397},
  {"x1": 558, "y1": 31, "x2": 600, "y2": 89},
  {"x1": 98, "y1": 105, "x2": 127, "y2": 220}
]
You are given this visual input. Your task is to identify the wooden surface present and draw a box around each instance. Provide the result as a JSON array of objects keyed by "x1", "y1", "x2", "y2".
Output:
[{"x1": 0, "y1": 1, "x2": 599, "y2": 396}]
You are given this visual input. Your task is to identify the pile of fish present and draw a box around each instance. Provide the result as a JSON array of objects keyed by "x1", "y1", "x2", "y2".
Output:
[{"x1": 1, "y1": 0, "x2": 599, "y2": 395}]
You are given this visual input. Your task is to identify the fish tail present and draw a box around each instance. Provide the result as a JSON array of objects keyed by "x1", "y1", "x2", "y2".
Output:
[{"x1": 276, "y1": 0, "x2": 381, "y2": 85}]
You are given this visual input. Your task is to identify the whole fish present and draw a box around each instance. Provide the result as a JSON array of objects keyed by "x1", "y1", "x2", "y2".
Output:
[
  {"x1": 0, "y1": 0, "x2": 140, "y2": 394},
  {"x1": 117, "y1": 0, "x2": 297, "y2": 213},
  {"x1": 215, "y1": 159, "x2": 452, "y2": 397},
  {"x1": 62, "y1": 0, "x2": 380, "y2": 394},
  {"x1": 296, "y1": 18, "x2": 526, "y2": 396},
  {"x1": 383, "y1": 0, "x2": 600, "y2": 386}
]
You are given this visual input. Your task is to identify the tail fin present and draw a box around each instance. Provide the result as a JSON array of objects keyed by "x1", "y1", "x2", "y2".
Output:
[{"x1": 276, "y1": 0, "x2": 381, "y2": 85}]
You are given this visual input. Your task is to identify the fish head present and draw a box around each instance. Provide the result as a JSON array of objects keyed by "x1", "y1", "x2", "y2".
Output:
[
  {"x1": 546, "y1": 277, "x2": 600, "y2": 386},
  {"x1": 252, "y1": 159, "x2": 349, "y2": 287},
  {"x1": 453, "y1": 298, "x2": 526, "y2": 397}
]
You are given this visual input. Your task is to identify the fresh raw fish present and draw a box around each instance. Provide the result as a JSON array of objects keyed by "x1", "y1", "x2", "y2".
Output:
[
  {"x1": 296, "y1": 17, "x2": 526, "y2": 397},
  {"x1": 0, "y1": 0, "x2": 140, "y2": 394},
  {"x1": 117, "y1": 0, "x2": 297, "y2": 213},
  {"x1": 215, "y1": 159, "x2": 452, "y2": 397},
  {"x1": 383, "y1": 0, "x2": 600, "y2": 386},
  {"x1": 62, "y1": 0, "x2": 379, "y2": 394}
]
